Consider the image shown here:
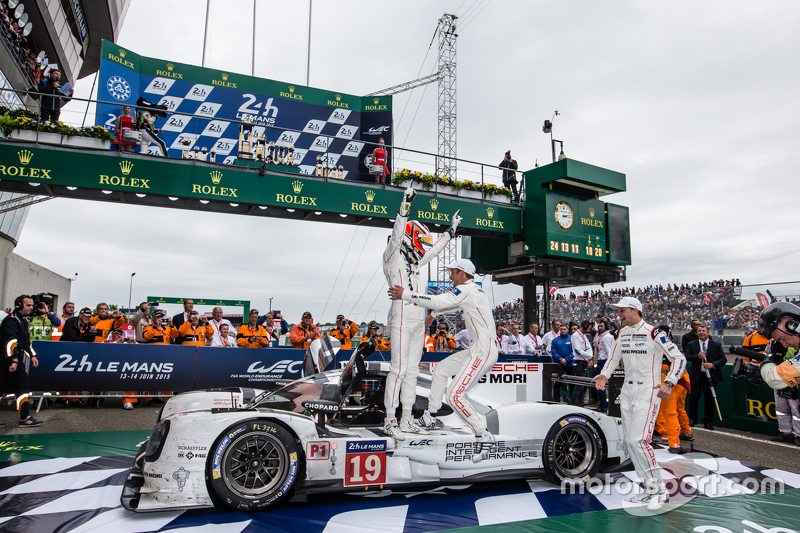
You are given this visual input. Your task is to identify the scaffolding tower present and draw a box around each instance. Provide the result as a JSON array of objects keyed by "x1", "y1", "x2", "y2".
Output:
[{"x1": 431, "y1": 13, "x2": 461, "y2": 334}]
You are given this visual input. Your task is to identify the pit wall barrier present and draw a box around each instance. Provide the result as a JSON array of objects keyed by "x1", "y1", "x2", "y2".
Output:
[{"x1": 28, "y1": 342, "x2": 779, "y2": 435}]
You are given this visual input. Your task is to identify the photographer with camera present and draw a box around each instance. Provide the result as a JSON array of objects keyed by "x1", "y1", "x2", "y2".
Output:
[
  {"x1": 237, "y1": 309, "x2": 270, "y2": 348},
  {"x1": 258, "y1": 309, "x2": 289, "y2": 335},
  {"x1": 0, "y1": 294, "x2": 42, "y2": 427},
  {"x1": 131, "y1": 301, "x2": 158, "y2": 343},
  {"x1": 290, "y1": 311, "x2": 320, "y2": 349},
  {"x1": 329, "y1": 314, "x2": 359, "y2": 349},
  {"x1": 27, "y1": 293, "x2": 62, "y2": 342},
  {"x1": 61, "y1": 307, "x2": 97, "y2": 342},
  {"x1": 432, "y1": 322, "x2": 456, "y2": 352},
  {"x1": 90, "y1": 303, "x2": 124, "y2": 342},
  {"x1": 499, "y1": 150, "x2": 519, "y2": 204},
  {"x1": 750, "y1": 303, "x2": 800, "y2": 444}
]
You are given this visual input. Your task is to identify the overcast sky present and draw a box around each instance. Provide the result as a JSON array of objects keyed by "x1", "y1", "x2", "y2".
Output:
[{"x1": 13, "y1": 0, "x2": 800, "y2": 321}]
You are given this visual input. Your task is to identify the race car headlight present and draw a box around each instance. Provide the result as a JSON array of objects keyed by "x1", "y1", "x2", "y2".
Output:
[{"x1": 145, "y1": 419, "x2": 170, "y2": 462}]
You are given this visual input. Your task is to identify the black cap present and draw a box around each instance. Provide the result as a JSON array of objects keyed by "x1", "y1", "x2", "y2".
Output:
[
  {"x1": 368, "y1": 321, "x2": 378, "y2": 329},
  {"x1": 190, "y1": 310, "x2": 199, "y2": 316},
  {"x1": 303, "y1": 311, "x2": 312, "y2": 318},
  {"x1": 112, "y1": 328, "x2": 123, "y2": 333},
  {"x1": 153, "y1": 310, "x2": 164, "y2": 318},
  {"x1": 337, "y1": 314, "x2": 345, "y2": 321},
  {"x1": 79, "y1": 307, "x2": 92, "y2": 316},
  {"x1": 250, "y1": 309, "x2": 259, "y2": 315}
]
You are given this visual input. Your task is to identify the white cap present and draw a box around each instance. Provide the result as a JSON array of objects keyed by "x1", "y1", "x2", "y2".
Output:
[
  {"x1": 610, "y1": 296, "x2": 643, "y2": 312},
  {"x1": 445, "y1": 259, "x2": 476, "y2": 276}
]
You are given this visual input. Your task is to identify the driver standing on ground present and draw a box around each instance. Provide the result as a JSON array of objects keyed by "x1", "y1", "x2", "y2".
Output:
[
  {"x1": 388, "y1": 259, "x2": 497, "y2": 457},
  {"x1": 382, "y1": 184, "x2": 462, "y2": 439},
  {"x1": 593, "y1": 296, "x2": 686, "y2": 511}
]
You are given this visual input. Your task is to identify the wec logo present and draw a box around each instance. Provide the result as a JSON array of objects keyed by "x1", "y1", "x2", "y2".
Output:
[{"x1": 246, "y1": 360, "x2": 303, "y2": 375}]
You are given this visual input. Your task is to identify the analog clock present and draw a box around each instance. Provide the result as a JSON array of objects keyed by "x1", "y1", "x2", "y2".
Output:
[{"x1": 554, "y1": 201, "x2": 574, "y2": 230}]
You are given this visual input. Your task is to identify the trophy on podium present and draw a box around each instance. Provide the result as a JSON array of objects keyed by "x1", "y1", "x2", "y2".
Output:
[
  {"x1": 287, "y1": 144, "x2": 295, "y2": 166},
  {"x1": 238, "y1": 121, "x2": 254, "y2": 160},
  {"x1": 336, "y1": 165, "x2": 344, "y2": 179},
  {"x1": 209, "y1": 149, "x2": 216, "y2": 163},
  {"x1": 254, "y1": 132, "x2": 265, "y2": 162},
  {"x1": 266, "y1": 142, "x2": 275, "y2": 164},
  {"x1": 315, "y1": 155, "x2": 323, "y2": 176}
]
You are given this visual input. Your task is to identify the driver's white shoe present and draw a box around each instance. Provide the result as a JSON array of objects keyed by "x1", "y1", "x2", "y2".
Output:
[
  {"x1": 472, "y1": 430, "x2": 495, "y2": 462},
  {"x1": 629, "y1": 486, "x2": 668, "y2": 510},
  {"x1": 417, "y1": 410, "x2": 443, "y2": 429},
  {"x1": 399, "y1": 417, "x2": 429, "y2": 435},
  {"x1": 383, "y1": 418, "x2": 406, "y2": 440}
]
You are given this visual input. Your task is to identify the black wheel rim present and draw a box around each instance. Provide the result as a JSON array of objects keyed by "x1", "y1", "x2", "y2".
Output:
[
  {"x1": 553, "y1": 425, "x2": 594, "y2": 477},
  {"x1": 223, "y1": 431, "x2": 288, "y2": 498}
]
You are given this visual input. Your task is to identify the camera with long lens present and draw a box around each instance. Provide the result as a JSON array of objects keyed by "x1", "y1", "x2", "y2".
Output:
[
  {"x1": 730, "y1": 345, "x2": 800, "y2": 400},
  {"x1": 31, "y1": 292, "x2": 52, "y2": 316}
]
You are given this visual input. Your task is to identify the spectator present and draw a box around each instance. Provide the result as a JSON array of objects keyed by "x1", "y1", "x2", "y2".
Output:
[
  {"x1": 594, "y1": 320, "x2": 614, "y2": 412},
  {"x1": 51, "y1": 301, "x2": 75, "y2": 341},
  {"x1": 495, "y1": 324, "x2": 507, "y2": 355},
  {"x1": 210, "y1": 323, "x2": 237, "y2": 347},
  {"x1": 142, "y1": 311, "x2": 172, "y2": 344},
  {"x1": 360, "y1": 321, "x2": 386, "y2": 349},
  {"x1": 686, "y1": 325, "x2": 725, "y2": 430},
  {"x1": 37, "y1": 69, "x2": 73, "y2": 122},
  {"x1": 521, "y1": 322, "x2": 543, "y2": 355},
  {"x1": 328, "y1": 314, "x2": 358, "y2": 349},
  {"x1": 0, "y1": 294, "x2": 41, "y2": 427},
  {"x1": 104, "y1": 328, "x2": 130, "y2": 343},
  {"x1": 453, "y1": 327, "x2": 470, "y2": 350},
  {"x1": 257, "y1": 309, "x2": 289, "y2": 336},
  {"x1": 28, "y1": 300, "x2": 62, "y2": 341},
  {"x1": 131, "y1": 302, "x2": 155, "y2": 343},
  {"x1": 61, "y1": 307, "x2": 97, "y2": 342},
  {"x1": 237, "y1": 309, "x2": 269, "y2": 348},
  {"x1": 290, "y1": 311, "x2": 320, "y2": 349},
  {"x1": 550, "y1": 324, "x2": 574, "y2": 402},
  {"x1": 207, "y1": 307, "x2": 234, "y2": 346},
  {"x1": 260, "y1": 312, "x2": 283, "y2": 347},
  {"x1": 501, "y1": 323, "x2": 523, "y2": 355},
  {"x1": 571, "y1": 320, "x2": 594, "y2": 407},
  {"x1": 91, "y1": 303, "x2": 124, "y2": 342},
  {"x1": 172, "y1": 299, "x2": 194, "y2": 344},
  {"x1": 432, "y1": 322, "x2": 456, "y2": 352},
  {"x1": 682, "y1": 320, "x2": 701, "y2": 353},
  {"x1": 542, "y1": 320, "x2": 561, "y2": 355},
  {"x1": 171, "y1": 310, "x2": 213, "y2": 346},
  {"x1": 499, "y1": 150, "x2": 519, "y2": 204}
]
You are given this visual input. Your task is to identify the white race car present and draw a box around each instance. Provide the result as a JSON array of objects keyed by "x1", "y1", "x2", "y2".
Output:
[{"x1": 122, "y1": 339, "x2": 629, "y2": 513}]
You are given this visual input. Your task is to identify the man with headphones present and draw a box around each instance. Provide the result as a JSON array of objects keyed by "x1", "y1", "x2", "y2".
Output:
[
  {"x1": 754, "y1": 303, "x2": 800, "y2": 392},
  {"x1": 381, "y1": 185, "x2": 462, "y2": 439},
  {"x1": 0, "y1": 294, "x2": 42, "y2": 427}
]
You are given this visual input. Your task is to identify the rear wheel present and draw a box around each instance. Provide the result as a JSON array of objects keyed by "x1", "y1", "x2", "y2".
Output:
[
  {"x1": 208, "y1": 420, "x2": 301, "y2": 511},
  {"x1": 542, "y1": 415, "x2": 602, "y2": 485}
]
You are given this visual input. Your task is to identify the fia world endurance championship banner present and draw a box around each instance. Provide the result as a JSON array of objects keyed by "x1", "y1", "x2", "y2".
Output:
[{"x1": 95, "y1": 40, "x2": 392, "y2": 182}]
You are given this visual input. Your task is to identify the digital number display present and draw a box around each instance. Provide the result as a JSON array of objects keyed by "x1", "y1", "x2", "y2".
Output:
[{"x1": 548, "y1": 240, "x2": 604, "y2": 259}]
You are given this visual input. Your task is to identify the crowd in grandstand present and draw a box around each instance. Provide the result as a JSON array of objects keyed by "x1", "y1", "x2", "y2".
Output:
[
  {"x1": 492, "y1": 279, "x2": 762, "y2": 333},
  {"x1": 0, "y1": 2, "x2": 45, "y2": 85}
]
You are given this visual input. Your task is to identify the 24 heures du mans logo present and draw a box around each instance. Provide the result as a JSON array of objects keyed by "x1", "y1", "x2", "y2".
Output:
[
  {"x1": 276, "y1": 180, "x2": 317, "y2": 206},
  {"x1": 0, "y1": 150, "x2": 53, "y2": 179},
  {"x1": 99, "y1": 160, "x2": 149, "y2": 189},
  {"x1": 192, "y1": 171, "x2": 238, "y2": 197},
  {"x1": 351, "y1": 189, "x2": 387, "y2": 214}
]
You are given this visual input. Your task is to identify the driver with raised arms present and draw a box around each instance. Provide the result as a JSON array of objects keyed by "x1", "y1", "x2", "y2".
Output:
[
  {"x1": 382, "y1": 185, "x2": 461, "y2": 440},
  {"x1": 388, "y1": 259, "x2": 498, "y2": 460}
]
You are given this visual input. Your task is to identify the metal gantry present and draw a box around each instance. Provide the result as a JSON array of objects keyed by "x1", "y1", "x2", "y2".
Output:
[
  {"x1": 436, "y1": 13, "x2": 458, "y2": 182},
  {"x1": 0, "y1": 193, "x2": 52, "y2": 214}
]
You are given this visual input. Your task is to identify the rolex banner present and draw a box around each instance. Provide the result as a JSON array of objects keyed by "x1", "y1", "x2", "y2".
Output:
[{"x1": 96, "y1": 40, "x2": 392, "y2": 182}]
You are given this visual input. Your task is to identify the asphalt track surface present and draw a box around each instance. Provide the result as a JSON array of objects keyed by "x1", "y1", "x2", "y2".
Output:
[{"x1": 2, "y1": 395, "x2": 799, "y2": 475}]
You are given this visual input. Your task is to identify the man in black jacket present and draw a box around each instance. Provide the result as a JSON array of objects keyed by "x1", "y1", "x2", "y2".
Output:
[
  {"x1": 171, "y1": 299, "x2": 194, "y2": 344},
  {"x1": 685, "y1": 324, "x2": 726, "y2": 430},
  {"x1": 499, "y1": 150, "x2": 519, "y2": 204},
  {"x1": 37, "y1": 69, "x2": 73, "y2": 122},
  {"x1": 681, "y1": 319, "x2": 701, "y2": 353},
  {"x1": 61, "y1": 307, "x2": 97, "y2": 342},
  {"x1": 0, "y1": 294, "x2": 42, "y2": 427}
]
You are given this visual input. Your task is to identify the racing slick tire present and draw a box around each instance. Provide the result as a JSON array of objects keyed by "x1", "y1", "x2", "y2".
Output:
[
  {"x1": 207, "y1": 420, "x2": 301, "y2": 512},
  {"x1": 542, "y1": 415, "x2": 602, "y2": 486}
]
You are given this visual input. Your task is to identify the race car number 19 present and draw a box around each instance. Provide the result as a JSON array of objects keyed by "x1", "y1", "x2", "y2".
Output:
[{"x1": 344, "y1": 440, "x2": 386, "y2": 486}]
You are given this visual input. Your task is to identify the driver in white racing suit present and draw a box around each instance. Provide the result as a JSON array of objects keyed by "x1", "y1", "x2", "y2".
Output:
[
  {"x1": 594, "y1": 297, "x2": 686, "y2": 511},
  {"x1": 382, "y1": 185, "x2": 462, "y2": 440},
  {"x1": 388, "y1": 259, "x2": 498, "y2": 454}
]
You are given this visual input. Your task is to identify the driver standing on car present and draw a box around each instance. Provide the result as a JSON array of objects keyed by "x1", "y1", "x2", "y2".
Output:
[
  {"x1": 593, "y1": 296, "x2": 686, "y2": 511},
  {"x1": 388, "y1": 259, "x2": 497, "y2": 459},
  {"x1": 382, "y1": 184, "x2": 462, "y2": 440}
]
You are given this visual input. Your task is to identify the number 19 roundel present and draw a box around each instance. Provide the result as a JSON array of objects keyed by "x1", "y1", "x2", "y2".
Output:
[{"x1": 344, "y1": 440, "x2": 386, "y2": 486}]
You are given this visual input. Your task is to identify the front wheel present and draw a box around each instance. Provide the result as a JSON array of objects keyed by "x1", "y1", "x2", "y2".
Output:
[
  {"x1": 542, "y1": 415, "x2": 602, "y2": 485},
  {"x1": 208, "y1": 420, "x2": 301, "y2": 511}
]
